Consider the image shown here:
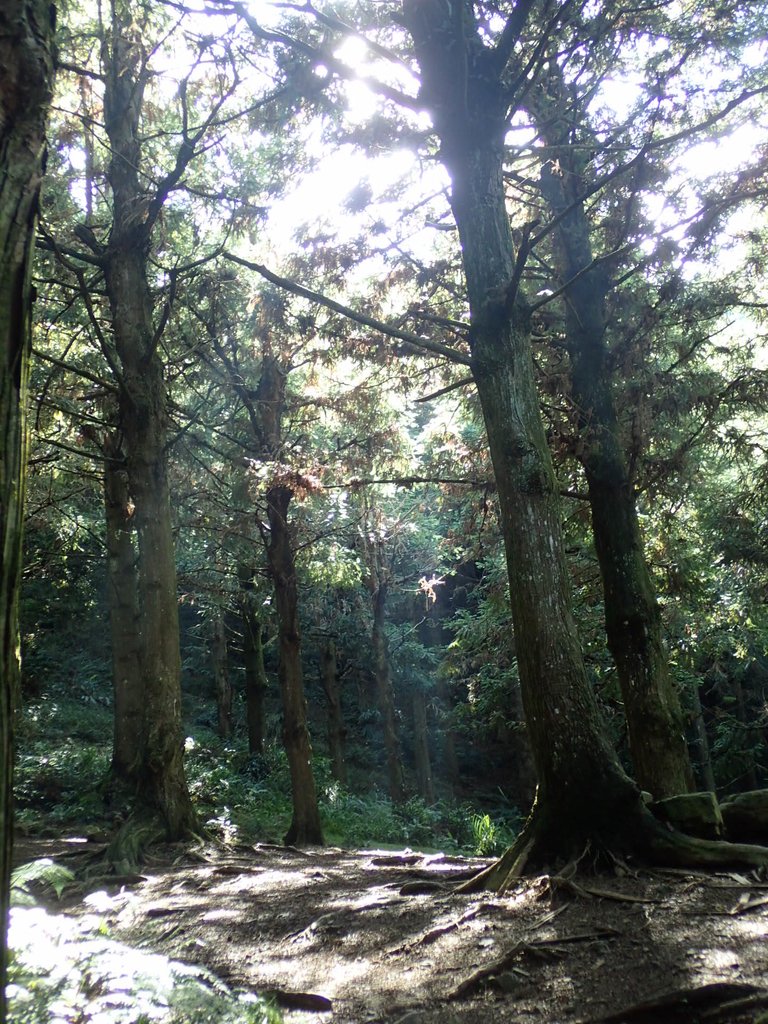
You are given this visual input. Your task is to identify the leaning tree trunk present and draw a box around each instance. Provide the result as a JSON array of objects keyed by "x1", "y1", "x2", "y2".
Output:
[
  {"x1": 532, "y1": 98, "x2": 693, "y2": 798},
  {"x1": 402, "y1": 0, "x2": 768, "y2": 884},
  {"x1": 104, "y1": 432, "x2": 143, "y2": 789},
  {"x1": 0, "y1": 4, "x2": 54, "y2": 1018},
  {"x1": 266, "y1": 484, "x2": 324, "y2": 845},
  {"x1": 102, "y1": 9, "x2": 196, "y2": 845}
]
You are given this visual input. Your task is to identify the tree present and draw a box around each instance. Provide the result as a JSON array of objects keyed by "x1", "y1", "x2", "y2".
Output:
[
  {"x1": 0, "y1": 1, "x2": 55, "y2": 1017},
  {"x1": 398, "y1": 0, "x2": 768, "y2": 882},
  {"x1": 524, "y1": 50, "x2": 695, "y2": 799},
  {"x1": 238, "y1": 563, "x2": 270, "y2": 756},
  {"x1": 360, "y1": 495, "x2": 407, "y2": 804},
  {"x1": 98, "y1": 1, "x2": 200, "y2": 845},
  {"x1": 103, "y1": 428, "x2": 143, "y2": 786},
  {"x1": 191, "y1": 272, "x2": 325, "y2": 844},
  {"x1": 39, "y1": 0, "x2": 267, "y2": 849},
  {"x1": 319, "y1": 635, "x2": 348, "y2": 785}
]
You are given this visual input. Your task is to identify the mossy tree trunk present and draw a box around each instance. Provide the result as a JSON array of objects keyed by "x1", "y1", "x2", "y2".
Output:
[
  {"x1": 0, "y1": 2, "x2": 54, "y2": 1017},
  {"x1": 100, "y1": 4, "x2": 196, "y2": 841},
  {"x1": 530, "y1": 69, "x2": 693, "y2": 799},
  {"x1": 104, "y1": 432, "x2": 143, "y2": 788},
  {"x1": 402, "y1": 0, "x2": 768, "y2": 882}
]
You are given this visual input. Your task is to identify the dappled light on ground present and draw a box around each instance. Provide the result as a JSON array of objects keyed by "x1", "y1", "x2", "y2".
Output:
[
  {"x1": 11, "y1": 838, "x2": 768, "y2": 1023},
  {"x1": 7, "y1": 902, "x2": 279, "y2": 1024}
]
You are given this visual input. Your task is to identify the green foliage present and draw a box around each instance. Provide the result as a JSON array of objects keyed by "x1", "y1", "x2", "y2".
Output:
[
  {"x1": 185, "y1": 732, "x2": 518, "y2": 854},
  {"x1": 15, "y1": 691, "x2": 113, "y2": 830},
  {"x1": 15, "y1": 734, "x2": 110, "y2": 827},
  {"x1": 470, "y1": 813, "x2": 500, "y2": 857},
  {"x1": 18, "y1": 693, "x2": 112, "y2": 745},
  {"x1": 7, "y1": 907, "x2": 281, "y2": 1024},
  {"x1": 185, "y1": 737, "x2": 294, "y2": 843},
  {"x1": 16, "y1": 682, "x2": 520, "y2": 855},
  {"x1": 11, "y1": 859, "x2": 76, "y2": 906},
  {"x1": 445, "y1": 560, "x2": 522, "y2": 739},
  {"x1": 322, "y1": 788, "x2": 517, "y2": 855}
]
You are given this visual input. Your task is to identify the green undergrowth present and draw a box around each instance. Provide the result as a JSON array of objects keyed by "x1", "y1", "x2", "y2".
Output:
[
  {"x1": 16, "y1": 698, "x2": 518, "y2": 854},
  {"x1": 8, "y1": 899, "x2": 281, "y2": 1024},
  {"x1": 183, "y1": 732, "x2": 519, "y2": 854}
]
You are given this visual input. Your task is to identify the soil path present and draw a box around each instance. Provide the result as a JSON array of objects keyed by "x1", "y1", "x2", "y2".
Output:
[{"x1": 13, "y1": 836, "x2": 768, "y2": 1023}]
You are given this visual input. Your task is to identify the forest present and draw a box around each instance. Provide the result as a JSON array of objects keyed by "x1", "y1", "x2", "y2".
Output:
[{"x1": 3, "y1": 0, "x2": 768, "y2": 1021}]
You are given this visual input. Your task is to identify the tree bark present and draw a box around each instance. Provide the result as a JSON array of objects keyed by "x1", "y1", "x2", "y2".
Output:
[
  {"x1": 103, "y1": 432, "x2": 142, "y2": 787},
  {"x1": 210, "y1": 609, "x2": 232, "y2": 740},
  {"x1": 266, "y1": 483, "x2": 324, "y2": 845},
  {"x1": 0, "y1": 3, "x2": 54, "y2": 1017},
  {"x1": 401, "y1": 0, "x2": 768, "y2": 880},
  {"x1": 320, "y1": 637, "x2": 347, "y2": 785},
  {"x1": 412, "y1": 687, "x2": 435, "y2": 804},
  {"x1": 246, "y1": 350, "x2": 323, "y2": 845},
  {"x1": 435, "y1": 676, "x2": 460, "y2": 796},
  {"x1": 689, "y1": 679, "x2": 717, "y2": 793},
  {"x1": 371, "y1": 578, "x2": 407, "y2": 804},
  {"x1": 101, "y1": 4, "x2": 196, "y2": 843},
  {"x1": 730, "y1": 671, "x2": 758, "y2": 791},
  {"x1": 239, "y1": 567, "x2": 267, "y2": 756},
  {"x1": 530, "y1": 68, "x2": 693, "y2": 798}
]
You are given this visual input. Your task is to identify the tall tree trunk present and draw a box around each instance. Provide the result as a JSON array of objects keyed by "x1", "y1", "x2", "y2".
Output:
[
  {"x1": 103, "y1": 432, "x2": 142, "y2": 787},
  {"x1": 689, "y1": 680, "x2": 716, "y2": 793},
  {"x1": 320, "y1": 638, "x2": 347, "y2": 785},
  {"x1": 412, "y1": 687, "x2": 435, "y2": 804},
  {"x1": 435, "y1": 677, "x2": 460, "y2": 795},
  {"x1": 531, "y1": 74, "x2": 693, "y2": 798},
  {"x1": 506, "y1": 680, "x2": 537, "y2": 809},
  {"x1": 0, "y1": 4, "x2": 54, "y2": 1018},
  {"x1": 402, "y1": 0, "x2": 767, "y2": 882},
  {"x1": 371, "y1": 579, "x2": 407, "y2": 804},
  {"x1": 266, "y1": 484, "x2": 324, "y2": 845},
  {"x1": 102, "y1": 5, "x2": 196, "y2": 843},
  {"x1": 239, "y1": 567, "x2": 267, "y2": 756},
  {"x1": 210, "y1": 609, "x2": 232, "y2": 740},
  {"x1": 730, "y1": 672, "x2": 758, "y2": 791},
  {"x1": 250, "y1": 352, "x2": 323, "y2": 844}
]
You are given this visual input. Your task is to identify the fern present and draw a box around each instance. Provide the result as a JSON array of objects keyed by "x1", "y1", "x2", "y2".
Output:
[{"x1": 11, "y1": 857, "x2": 75, "y2": 905}]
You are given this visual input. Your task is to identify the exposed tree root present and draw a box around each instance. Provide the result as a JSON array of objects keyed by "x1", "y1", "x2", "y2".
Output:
[
  {"x1": 106, "y1": 818, "x2": 166, "y2": 875},
  {"x1": 458, "y1": 797, "x2": 768, "y2": 894},
  {"x1": 105, "y1": 809, "x2": 203, "y2": 874}
]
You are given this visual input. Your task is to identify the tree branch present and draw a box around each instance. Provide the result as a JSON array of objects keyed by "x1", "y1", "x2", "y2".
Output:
[{"x1": 223, "y1": 252, "x2": 472, "y2": 366}]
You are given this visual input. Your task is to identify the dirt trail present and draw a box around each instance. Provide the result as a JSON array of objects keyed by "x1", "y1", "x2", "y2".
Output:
[{"x1": 13, "y1": 837, "x2": 768, "y2": 1023}]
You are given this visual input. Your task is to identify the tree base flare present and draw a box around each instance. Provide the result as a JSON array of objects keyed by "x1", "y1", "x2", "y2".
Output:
[
  {"x1": 106, "y1": 809, "x2": 202, "y2": 873},
  {"x1": 284, "y1": 819, "x2": 325, "y2": 847},
  {"x1": 459, "y1": 798, "x2": 768, "y2": 893}
]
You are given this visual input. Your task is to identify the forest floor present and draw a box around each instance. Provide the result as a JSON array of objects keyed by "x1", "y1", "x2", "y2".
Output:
[{"x1": 12, "y1": 834, "x2": 768, "y2": 1024}]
